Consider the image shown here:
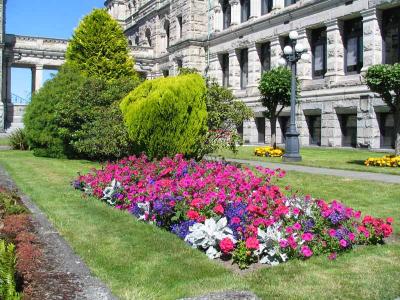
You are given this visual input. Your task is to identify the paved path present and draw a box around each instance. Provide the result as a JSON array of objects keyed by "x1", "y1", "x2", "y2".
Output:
[
  {"x1": 0, "y1": 166, "x2": 117, "y2": 300},
  {"x1": 218, "y1": 158, "x2": 400, "y2": 184}
]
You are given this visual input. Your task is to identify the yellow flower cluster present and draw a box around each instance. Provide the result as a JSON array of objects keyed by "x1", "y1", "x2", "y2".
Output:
[
  {"x1": 364, "y1": 155, "x2": 400, "y2": 167},
  {"x1": 254, "y1": 146, "x2": 285, "y2": 158}
]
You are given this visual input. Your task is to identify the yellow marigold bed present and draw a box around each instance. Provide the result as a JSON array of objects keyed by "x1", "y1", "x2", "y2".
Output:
[
  {"x1": 254, "y1": 146, "x2": 285, "y2": 158},
  {"x1": 364, "y1": 155, "x2": 400, "y2": 167}
]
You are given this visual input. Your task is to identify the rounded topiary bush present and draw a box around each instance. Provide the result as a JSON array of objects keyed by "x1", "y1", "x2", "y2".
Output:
[{"x1": 120, "y1": 74, "x2": 208, "y2": 159}]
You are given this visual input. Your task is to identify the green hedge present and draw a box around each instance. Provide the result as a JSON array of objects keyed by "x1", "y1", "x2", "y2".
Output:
[{"x1": 120, "y1": 74, "x2": 208, "y2": 159}]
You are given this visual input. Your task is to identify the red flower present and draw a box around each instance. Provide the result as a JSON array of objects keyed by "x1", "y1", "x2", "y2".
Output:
[
  {"x1": 213, "y1": 204, "x2": 224, "y2": 215},
  {"x1": 187, "y1": 210, "x2": 199, "y2": 220},
  {"x1": 245, "y1": 237, "x2": 259, "y2": 250},
  {"x1": 219, "y1": 238, "x2": 235, "y2": 254},
  {"x1": 386, "y1": 217, "x2": 393, "y2": 224}
]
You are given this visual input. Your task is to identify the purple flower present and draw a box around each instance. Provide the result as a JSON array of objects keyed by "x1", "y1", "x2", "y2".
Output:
[{"x1": 171, "y1": 220, "x2": 196, "y2": 239}]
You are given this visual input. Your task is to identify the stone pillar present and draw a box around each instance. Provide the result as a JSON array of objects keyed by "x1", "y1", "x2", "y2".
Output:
[
  {"x1": 230, "y1": 0, "x2": 240, "y2": 26},
  {"x1": 297, "y1": 105, "x2": 309, "y2": 146},
  {"x1": 32, "y1": 65, "x2": 44, "y2": 92},
  {"x1": 209, "y1": 53, "x2": 221, "y2": 85},
  {"x1": 272, "y1": 0, "x2": 284, "y2": 10},
  {"x1": 229, "y1": 49, "x2": 240, "y2": 91},
  {"x1": 321, "y1": 102, "x2": 341, "y2": 147},
  {"x1": 247, "y1": 44, "x2": 261, "y2": 94},
  {"x1": 297, "y1": 29, "x2": 312, "y2": 81},
  {"x1": 325, "y1": 19, "x2": 345, "y2": 85},
  {"x1": 357, "y1": 95, "x2": 376, "y2": 148},
  {"x1": 250, "y1": 0, "x2": 260, "y2": 19},
  {"x1": 6, "y1": 63, "x2": 11, "y2": 103},
  {"x1": 270, "y1": 36, "x2": 282, "y2": 68},
  {"x1": 361, "y1": 8, "x2": 383, "y2": 72},
  {"x1": 160, "y1": 33, "x2": 167, "y2": 53},
  {"x1": 214, "y1": 4, "x2": 223, "y2": 32}
]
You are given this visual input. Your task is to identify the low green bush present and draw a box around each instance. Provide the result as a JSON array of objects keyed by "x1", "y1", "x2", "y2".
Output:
[
  {"x1": 0, "y1": 188, "x2": 26, "y2": 216},
  {"x1": 0, "y1": 240, "x2": 21, "y2": 300},
  {"x1": 120, "y1": 74, "x2": 208, "y2": 159},
  {"x1": 8, "y1": 129, "x2": 29, "y2": 151}
]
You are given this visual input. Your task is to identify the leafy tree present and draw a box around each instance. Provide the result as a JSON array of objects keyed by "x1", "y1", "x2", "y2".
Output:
[
  {"x1": 258, "y1": 67, "x2": 296, "y2": 148},
  {"x1": 120, "y1": 74, "x2": 208, "y2": 159},
  {"x1": 365, "y1": 63, "x2": 400, "y2": 155},
  {"x1": 66, "y1": 9, "x2": 137, "y2": 81}
]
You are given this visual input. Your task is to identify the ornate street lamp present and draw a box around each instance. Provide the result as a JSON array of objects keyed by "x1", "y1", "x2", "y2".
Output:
[{"x1": 279, "y1": 30, "x2": 307, "y2": 162}]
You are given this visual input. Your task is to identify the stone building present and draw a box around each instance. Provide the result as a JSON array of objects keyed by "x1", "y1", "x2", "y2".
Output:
[{"x1": 106, "y1": 0, "x2": 400, "y2": 150}]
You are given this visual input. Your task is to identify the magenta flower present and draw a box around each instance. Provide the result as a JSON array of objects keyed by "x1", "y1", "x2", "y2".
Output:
[
  {"x1": 301, "y1": 245, "x2": 313, "y2": 258},
  {"x1": 302, "y1": 233, "x2": 314, "y2": 242},
  {"x1": 293, "y1": 223, "x2": 302, "y2": 230},
  {"x1": 339, "y1": 239, "x2": 348, "y2": 248}
]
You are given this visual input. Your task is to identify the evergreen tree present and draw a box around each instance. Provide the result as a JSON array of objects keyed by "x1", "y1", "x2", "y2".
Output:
[{"x1": 66, "y1": 9, "x2": 137, "y2": 81}]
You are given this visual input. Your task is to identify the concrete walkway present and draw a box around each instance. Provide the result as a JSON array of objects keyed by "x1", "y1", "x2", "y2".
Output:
[{"x1": 220, "y1": 158, "x2": 400, "y2": 184}]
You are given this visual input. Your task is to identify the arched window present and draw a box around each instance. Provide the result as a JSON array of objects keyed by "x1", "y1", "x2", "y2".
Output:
[
  {"x1": 261, "y1": 0, "x2": 273, "y2": 15},
  {"x1": 221, "y1": 0, "x2": 231, "y2": 30},
  {"x1": 145, "y1": 28, "x2": 152, "y2": 47}
]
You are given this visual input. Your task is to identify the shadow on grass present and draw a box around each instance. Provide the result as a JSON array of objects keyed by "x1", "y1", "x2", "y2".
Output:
[{"x1": 347, "y1": 160, "x2": 366, "y2": 166}]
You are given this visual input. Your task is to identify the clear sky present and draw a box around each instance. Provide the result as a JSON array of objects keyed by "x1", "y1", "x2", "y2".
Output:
[{"x1": 7, "y1": 0, "x2": 105, "y2": 100}]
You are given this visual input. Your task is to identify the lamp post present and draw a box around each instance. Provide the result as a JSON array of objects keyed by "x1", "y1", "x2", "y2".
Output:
[{"x1": 279, "y1": 30, "x2": 307, "y2": 162}]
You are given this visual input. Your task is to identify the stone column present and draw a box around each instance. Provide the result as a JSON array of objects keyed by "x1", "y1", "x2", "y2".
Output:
[
  {"x1": 6, "y1": 63, "x2": 11, "y2": 103},
  {"x1": 160, "y1": 33, "x2": 167, "y2": 54},
  {"x1": 272, "y1": 0, "x2": 284, "y2": 10},
  {"x1": 229, "y1": 49, "x2": 240, "y2": 91},
  {"x1": 32, "y1": 65, "x2": 44, "y2": 92},
  {"x1": 270, "y1": 36, "x2": 282, "y2": 68},
  {"x1": 209, "y1": 53, "x2": 221, "y2": 85},
  {"x1": 250, "y1": 0, "x2": 261, "y2": 19},
  {"x1": 321, "y1": 102, "x2": 341, "y2": 147},
  {"x1": 230, "y1": 0, "x2": 240, "y2": 26},
  {"x1": 325, "y1": 19, "x2": 345, "y2": 85},
  {"x1": 247, "y1": 44, "x2": 261, "y2": 94},
  {"x1": 297, "y1": 28, "x2": 312, "y2": 81},
  {"x1": 361, "y1": 8, "x2": 383, "y2": 72},
  {"x1": 214, "y1": 4, "x2": 223, "y2": 32},
  {"x1": 357, "y1": 95, "x2": 377, "y2": 148}
]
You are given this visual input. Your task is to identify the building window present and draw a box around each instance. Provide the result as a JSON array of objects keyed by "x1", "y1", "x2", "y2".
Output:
[
  {"x1": 312, "y1": 27, "x2": 327, "y2": 78},
  {"x1": 255, "y1": 117, "x2": 266, "y2": 144},
  {"x1": 344, "y1": 18, "x2": 363, "y2": 74},
  {"x1": 177, "y1": 16, "x2": 183, "y2": 39},
  {"x1": 339, "y1": 113, "x2": 357, "y2": 147},
  {"x1": 162, "y1": 70, "x2": 170, "y2": 77},
  {"x1": 259, "y1": 42, "x2": 271, "y2": 74},
  {"x1": 239, "y1": 49, "x2": 248, "y2": 90},
  {"x1": 306, "y1": 115, "x2": 321, "y2": 146},
  {"x1": 134, "y1": 34, "x2": 139, "y2": 46},
  {"x1": 383, "y1": 7, "x2": 400, "y2": 64},
  {"x1": 222, "y1": 0, "x2": 231, "y2": 30},
  {"x1": 164, "y1": 21, "x2": 170, "y2": 48},
  {"x1": 145, "y1": 28, "x2": 152, "y2": 47},
  {"x1": 221, "y1": 53, "x2": 230, "y2": 87},
  {"x1": 279, "y1": 116, "x2": 290, "y2": 144},
  {"x1": 261, "y1": 0, "x2": 273, "y2": 15},
  {"x1": 240, "y1": 0, "x2": 250, "y2": 23},
  {"x1": 177, "y1": 59, "x2": 183, "y2": 70},
  {"x1": 378, "y1": 112, "x2": 395, "y2": 149},
  {"x1": 284, "y1": 0, "x2": 296, "y2": 7}
]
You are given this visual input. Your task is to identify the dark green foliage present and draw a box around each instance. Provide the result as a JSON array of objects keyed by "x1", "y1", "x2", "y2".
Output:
[
  {"x1": 24, "y1": 65, "x2": 139, "y2": 160},
  {"x1": 66, "y1": 9, "x2": 137, "y2": 81},
  {"x1": 0, "y1": 188, "x2": 26, "y2": 216},
  {"x1": 365, "y1": 64, "x2": 400, "y2": 154},
  {"x1": 120, "y1": 74, "x2": 208, "y2": 159},
  {"x1": 8, "y1": 129, "x2": 28, "y2": 151},
  {"x1": 259, "y1": 67, "x2": 297, "y2": 148},
  {"x1": 0, "y1": 240, "x2": 21, "y2": 300},
  {"x1": 24, "y1": 65, "x2": 83, "y2": 158}
]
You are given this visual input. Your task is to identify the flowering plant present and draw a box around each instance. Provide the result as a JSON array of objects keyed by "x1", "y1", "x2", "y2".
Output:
[
  {"x1": 254, "y1": 146, "x2": 285, "y2": 158},
  {"x1": 74, "y1": 154, "x2": 393, "y2": 269},
  {"x1": 365, "y1": 155, "x2": 400, "y2": 167}
]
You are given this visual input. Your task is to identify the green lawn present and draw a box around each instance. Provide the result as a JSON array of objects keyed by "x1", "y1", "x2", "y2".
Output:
[
  {"x1": 0, "y1": 137, "x2": 9, "y2": 146},
  {"x1": 0, "y1": 151, "x2": 399, "y2": 300},
  {"x1": 215, "y1": 146, "x2": 400, "y2": 175}
]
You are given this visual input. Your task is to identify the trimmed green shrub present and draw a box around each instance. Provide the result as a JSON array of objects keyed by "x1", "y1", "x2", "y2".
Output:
[
  {"x1": 66, "y1": 9, "x2": 137, "y2": 81},
  {"x1": 8, "y1": 129, "x2": 28, "y2": 151},
  {"x1": 24, "y1": 65, "x2": 84, "y2": 158},
  {"x1": 120, "y1": 74, "x2": 208, "y2": 159},
  {"x1": 0, "y1": 188, "x2": 27, "y2": 216},
  {"x1": 0, "y1": 240, "x2": 21, "y2": 300}
]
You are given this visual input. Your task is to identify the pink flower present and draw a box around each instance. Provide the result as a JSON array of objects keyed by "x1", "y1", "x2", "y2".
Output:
[
  {"x1": 213, "y1": 204, "x2": 224, "y2": 215},
  {"x1": 348, "y1": 233, "x2": 355, "y2": 242},
  {"x1": 191, "y1": 198, "x2": 203, "y2": 208},
  {"x1": 293, "y1": 208, "x2": 300, "y2": 215},
  {"x1": 328, "y1": 229, "x2": 336, "y2": 238},
  {"x1": 354, "y1": 210, "x2": 361, "y2": 219},
  {"x1": 187, "y1": 210, "x2": 199, "y2": 220},
  {"x1": 219, "y1": 238, "x2": 235, "y2": 254},
  {"x1": 245, "y1": 237, "x2": 259, "y2": 250},
  {"x1": 293, "y1": 223, "x2": 302, "y2": 230},
  {"x1": 231, "y1": 217, "x2": 241, "y2": 225},
  {"x1": 301, "y1": 245, "x2": 313, "y2": 258},
  {"x1": 279, "y1": 239, "x2": 289, "y2": 248},
  {"x1": 285, "y1": 227, "x2": 293, "y2": 234},
  {"x1": 328, "y1": 252, "x2": 337, "y2": 260},
  {"x1": 169, "y1": 201, "x2": 176, "y2": 207},
  {"x1": 386, "y1": 217, "x2": 393, "y2": 224},
  {"x1": 302, "y1": 233, "x2": 314, "y2": 242},
  {"x1": 339, "y1": 239, "x2": 348, "y2": 248}
]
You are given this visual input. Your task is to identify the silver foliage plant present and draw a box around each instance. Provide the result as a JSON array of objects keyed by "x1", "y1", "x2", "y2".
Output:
[
  {"x1": 101, "y1": 179, "x2": 121, "y2": 206},
  {"x1": 185, "y1": 217, "x2": 236, "y2": 259}
]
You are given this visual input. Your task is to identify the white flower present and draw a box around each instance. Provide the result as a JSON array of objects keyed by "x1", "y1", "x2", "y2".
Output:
[{"x1": 255, "y1": 224, "x2": 288, "y2": 266}]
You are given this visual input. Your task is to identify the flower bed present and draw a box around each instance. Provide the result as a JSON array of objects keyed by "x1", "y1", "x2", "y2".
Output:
[
  {"x1": 365, "y1": 155, "x2": 400, "y2": 167},
  {"x1": 254, "y1": 146, "x2": 285, "y2": 158},
  {"x1": 74, "y1": 155, "x2": 393, "y2": 269}
]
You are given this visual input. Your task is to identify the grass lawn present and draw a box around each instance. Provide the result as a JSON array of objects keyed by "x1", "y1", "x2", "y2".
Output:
[
  {"x1": 0, "y1": 150, "x2": 399, "y2": 300},
  {"x1": 0, "y1": 137, "x2": 9, "y2": 146},
  {"x1": 215, "y1": 146, "x2": 400, "y2": 175}
]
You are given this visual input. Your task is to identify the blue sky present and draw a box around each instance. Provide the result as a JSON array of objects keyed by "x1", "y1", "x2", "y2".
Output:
[{"x1": 7, "y1": 0, "x2": 104, "y2": 99}]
